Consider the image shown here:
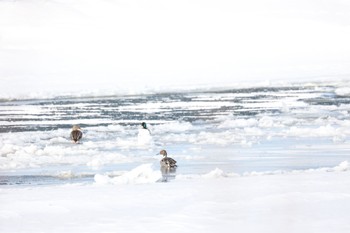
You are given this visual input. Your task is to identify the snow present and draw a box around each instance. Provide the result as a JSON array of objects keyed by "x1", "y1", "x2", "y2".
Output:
[
  {"x1": 1, "y1": 163, "x2": 350, "y2": 233},
  {"x1": 94, "y1": 164, "x2": 162, "y2": 185},
  {"x1": 1, "y1": 0, "x2": 350, "y2": 99},
  {"x1": 1, "y1": 1, "x2": 350, "y2": 232},
  {"x1": 137, "y1": 127, "x2": 153, "y2": 146},
  {"x1": 336, "y1": 87, "x2": 350, "y2": 96}
]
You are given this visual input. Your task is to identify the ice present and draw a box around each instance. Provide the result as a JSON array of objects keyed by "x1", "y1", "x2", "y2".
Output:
[
  {"x1": 218, "y1": 118, "x2": 258, "y2": 129},
  {"x1": 1, "y1": 1, "x2": 350, "y2": 231},
  {"x1": 335, "y1": 87, "x2": 350, "y2": 96},
  {"x1": 1, "y1": 86, "x2": 350, "y2": 233},
  {"x1": 2, "y1": 81, "x2": 350, "y2": 172},
  {"x1": 333, "y1": 161, "x2": 350, "y2": 172},
  {"x1": 202, "y1": 168, "x2": 227, "y2": 178},
  {"x1": 1, "y1": 162, "x2": 350, "y2": 233},
  {"x1": 94, "y1": 164, "x2": 162, "y2": 185}
]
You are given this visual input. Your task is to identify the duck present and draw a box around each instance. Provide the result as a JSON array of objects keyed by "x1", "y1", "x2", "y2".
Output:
[
  {"x1": 141, "y1": 122, "x2": 151, "y2": 134},
  {"x1": 70, "y1": 125, "x2": 83, "y2": 143},
  {"x1": 138, "y1": 122, "x2": 152, "y2": 145},
  {"x1": 159, "y1": 150, "x2": 177, "y2": 168}
]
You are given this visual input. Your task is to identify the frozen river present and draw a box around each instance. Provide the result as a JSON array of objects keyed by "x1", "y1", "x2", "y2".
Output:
[{"x1": 1, "y1": 81, "x2": 350, "y2": 185}]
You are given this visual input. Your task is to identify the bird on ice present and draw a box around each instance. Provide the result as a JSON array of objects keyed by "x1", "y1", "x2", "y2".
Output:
[
  {"x1": 159, "y1": 150, "x2": 177, "y2": 168},
  {"x1": 138, "y1": 122, "x2": 152, "y2": 145},
  {"x1": 70, "y1": 125, "x2": 83, "y2": 143},
  {"x1": 141, "y1": 122, "x2": 151, "y2": 134}
]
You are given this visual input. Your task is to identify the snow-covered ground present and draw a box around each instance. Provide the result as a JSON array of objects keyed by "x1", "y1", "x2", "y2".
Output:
[{"x1": 1, "y1": 163, "x2": 350, "y2": 233}]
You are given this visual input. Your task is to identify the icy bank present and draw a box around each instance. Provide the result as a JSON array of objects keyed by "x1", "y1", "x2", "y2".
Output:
[{"x1": 1, "y1": 164, "x2": 350, "y2": 233}]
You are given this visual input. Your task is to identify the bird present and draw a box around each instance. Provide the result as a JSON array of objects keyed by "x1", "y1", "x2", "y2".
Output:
[
  {"x1": 70, "y1": 125, "x2": 83, "y2": 143},
  {"x1": 138, "y1": 122, "x2": 152, "y2": 145},
  {"x1": 141, "y1": 122, "x2": 151, "y2": 134},
  {"x1": 159, "y1": 150, "x2": 177, "y2": 168}
]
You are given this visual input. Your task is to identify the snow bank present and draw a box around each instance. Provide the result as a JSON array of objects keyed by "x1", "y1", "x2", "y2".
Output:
[
  {"x1": 2, "y1": 162, "x2": 350, "y2": 233},
  {"x1": 176, "y1": 161, "x2": 350, "y2": 181},
  {"x1": 333, "y1": 161, "x2": 350, "y2": 171},
  {"x1": 94, "y1": 164, "x2": 162, "y2": 185}
]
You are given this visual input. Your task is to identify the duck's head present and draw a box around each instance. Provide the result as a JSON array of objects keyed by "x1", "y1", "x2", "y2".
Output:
[
  {"x1": 72, "y1": 125, "x2": 81, "y2": 131},
  {"x1": 141, "y1": 122, "x2": 147, "y2": 129},
  {"x1": 159, "y1": 149, "x2": 167, "y2": 157}
]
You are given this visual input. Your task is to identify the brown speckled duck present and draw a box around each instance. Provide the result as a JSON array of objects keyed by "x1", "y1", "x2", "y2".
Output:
[
  {"x1": 70, "y1": 125, "x2": 83, "y2": 143},
  {"x1": 159, "y1": 150, "x2": 177, "y2": 168}
]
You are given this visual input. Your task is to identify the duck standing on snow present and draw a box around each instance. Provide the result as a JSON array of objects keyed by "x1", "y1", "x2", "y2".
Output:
[
  {"x1": 70, "y1": 125, "x2": 83, "y2": 143},
  {"x1": 159, "y1": 150, "x2": 177, "y2": 168},
  {"x1": 141, "y1": 122, "x2": 151, "y2": 134},
  {"x1": 138, "y1": 122, "x2": 152, "y2": 145}
]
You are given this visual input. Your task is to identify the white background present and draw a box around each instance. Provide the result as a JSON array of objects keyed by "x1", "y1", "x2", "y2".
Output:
[{"x1": 1, "y1": 0, "x2": 350, "y2": 97}]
